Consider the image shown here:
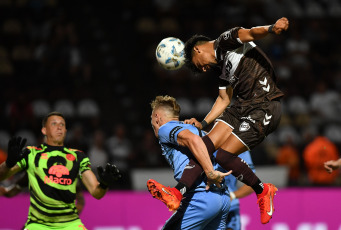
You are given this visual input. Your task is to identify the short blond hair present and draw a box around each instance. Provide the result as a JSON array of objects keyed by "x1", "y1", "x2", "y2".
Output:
[{"x1": 150, "y1": 95, "x2": 181, "y2": 118}]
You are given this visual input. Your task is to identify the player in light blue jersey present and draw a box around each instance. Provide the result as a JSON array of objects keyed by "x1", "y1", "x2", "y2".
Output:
[
  {"x1": 147, "y1": 95, "x2": 232, "y2": 230},
  {"x1": 222, "y1": 151, "x2": 254, "y2": 230}
]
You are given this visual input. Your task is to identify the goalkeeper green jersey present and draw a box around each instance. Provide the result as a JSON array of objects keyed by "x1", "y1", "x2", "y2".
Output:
[{"x1": 18, "y1": 143, "x2": 91, "y2": 228}]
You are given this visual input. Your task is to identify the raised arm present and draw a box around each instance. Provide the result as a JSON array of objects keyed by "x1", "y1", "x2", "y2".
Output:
[
  {"x1": 0, "y1": 137, "x2": 28, "y2": 181},
  {"x1": 238, "y1": 17, "x2": 289, "y2": 43}
]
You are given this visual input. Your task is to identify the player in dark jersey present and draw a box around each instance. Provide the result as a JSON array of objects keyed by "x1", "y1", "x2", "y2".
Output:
[
  {"x1": 0, "y1": 112, "x2": 121, "y2": 230},
  {"x1": 149, "y1": 17, "x2": 289, "y2": 224}
]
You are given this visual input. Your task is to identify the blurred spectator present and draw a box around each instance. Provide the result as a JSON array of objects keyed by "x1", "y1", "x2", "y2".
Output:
[
  {"x1": 303, "y1": 135, "x2": 340, "y2": 185},
  {"x1": 276, "y1": 137, "x2": 301, "y2": 185},
  {"x1": 77, "y1": 99, "x2": 100, "y2": 118},
  {"x1": 32, "y1": 99, "x2": 51, "y2": 118},
  {"x1": 106, "y1": 123, "x2": 133, "y2": 172},
  {"x1": 88, "y1": 129, "x2": 109, "y2": 177},
  {"x1": 6, "y1": 92, "x2": 35, "y2": 132},
  {"x1": 0, "y1": 130, "x2": 10, "y2": 151},
  {"x1": 0, "y1": 149, "x2": 6, "y2": 164},
  {"x1": 65, "y1": 123, "x2": 89, "y2": 153},
  {"x1": 132, "y1": 129, "x2": 166, "y2": 168},
  {"x1": 53, "y1": 99, "x2": 76, "y2": 118},
  {"x1": 310, "y1": 81, "x2": 340, "y2": 122}
]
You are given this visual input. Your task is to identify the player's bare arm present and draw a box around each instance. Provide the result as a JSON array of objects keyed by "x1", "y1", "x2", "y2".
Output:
[
  {"x1": 81, "y1": 170, "x2": 107, "y2": 199},
  {"x1": 177, "y1": 129, "x2": 230, "y2": 187},
  {"x1": 238, "y1": 17, "x2": 289, "y2": 43},
  {"x1": 184, "y1": 87, "x2": 232, "y2": 128}
]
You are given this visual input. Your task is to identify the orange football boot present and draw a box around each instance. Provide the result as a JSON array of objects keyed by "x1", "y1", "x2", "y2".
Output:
[
  {"x1": 147, "y1": 179, "x2": 183, "y2": 211},
  {"x1": 257, "y1": 183, "x2": 278, "y2": 224}
]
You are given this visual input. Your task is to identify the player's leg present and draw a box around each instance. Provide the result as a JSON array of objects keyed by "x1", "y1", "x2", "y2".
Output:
[{"x1": 173, "y1": 122, "x2": 233, "y2": 194}]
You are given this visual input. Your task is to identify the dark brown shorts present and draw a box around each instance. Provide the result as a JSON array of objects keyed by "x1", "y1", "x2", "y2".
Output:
[{"x1": 216, "y1": 100, "x2": 282, "y2": 149}]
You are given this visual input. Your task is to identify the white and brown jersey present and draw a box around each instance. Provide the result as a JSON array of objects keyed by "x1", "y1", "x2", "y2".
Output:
[{"x1": 214, "y1": 27, "x2": 284, "y2": 106}]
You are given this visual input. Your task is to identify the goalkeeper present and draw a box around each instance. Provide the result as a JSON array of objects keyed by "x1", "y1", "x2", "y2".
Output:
[{"x1": 0, "y1": 112, "x2": 122, "y2": 230}]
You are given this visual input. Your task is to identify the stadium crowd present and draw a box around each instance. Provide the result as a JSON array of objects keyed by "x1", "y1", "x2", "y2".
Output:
[{"x1": 0, "y1": 0, "x2": 341, "y2": 189}]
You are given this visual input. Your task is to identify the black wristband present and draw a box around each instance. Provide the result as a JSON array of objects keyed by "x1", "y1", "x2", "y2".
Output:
[
  {"x1": 200, "y1": 120, "x2": 208, "y2": 129},
  {"x1": 268, "y1": 24, "x2": 275, "y2": 34},
  {"x1": 99, "y1": 182, "x2": 108, "y2": 189}
]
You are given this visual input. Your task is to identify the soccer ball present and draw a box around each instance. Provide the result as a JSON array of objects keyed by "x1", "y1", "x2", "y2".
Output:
[{"x1": 155, "y1": 37, "x2": 185, "y2": 70}]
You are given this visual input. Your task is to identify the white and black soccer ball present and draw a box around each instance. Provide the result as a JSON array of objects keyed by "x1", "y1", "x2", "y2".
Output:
[{"x1": 155, "y1": 37, "x2": 185, "y2": 70}]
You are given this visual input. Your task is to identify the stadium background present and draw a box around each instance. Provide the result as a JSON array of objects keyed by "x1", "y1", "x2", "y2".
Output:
[{"x1": 0, "y1": 0, "x2": 341, "y2": 229}]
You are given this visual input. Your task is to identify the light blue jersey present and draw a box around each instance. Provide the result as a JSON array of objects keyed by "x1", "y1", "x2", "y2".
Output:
[
  {"x1": 224, "y1": 151, "x2": 255, "y2": 230},
  {"x1": 158, "y1": 121, "x2": 230, "y2": 230}
]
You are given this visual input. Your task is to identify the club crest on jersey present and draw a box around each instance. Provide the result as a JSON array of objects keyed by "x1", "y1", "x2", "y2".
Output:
[
  {"x1": 239, "y1": 121, "x2": 250, "y2": 132},
  {"x1": 66, "y1": 154, "x2": 76, "y2": 161},
  {"x1": 44, "y1": 165, "x2": 72, "y2": 185}
]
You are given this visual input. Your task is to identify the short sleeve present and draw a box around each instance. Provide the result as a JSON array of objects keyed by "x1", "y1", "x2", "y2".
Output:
[
  {"x1": 158, "y1": 123, "x2": 187, "y2": 145},
  {"x1": 214, "y1": 27, "x2": 243, "y2": 52},
  {"x1": 78, "y1": 154, "x2": 91, "y2": 178},
  {"x1": 17, "y1": 147, "x2": 30, "y2": 170}
]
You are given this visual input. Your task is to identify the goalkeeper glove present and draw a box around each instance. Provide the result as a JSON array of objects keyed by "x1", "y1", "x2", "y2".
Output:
[
  {"x1": 97, "y1": 163, "x2": 122, "y2": 189},
  {"x1": 6, "y1": 136, "x2": 29, "y2": 168}
]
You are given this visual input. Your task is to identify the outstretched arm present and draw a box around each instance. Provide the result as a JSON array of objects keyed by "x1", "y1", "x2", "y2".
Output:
[
  {"x1": 238, "y1": 17, "x2": 289, "y2": 43},
  {"x1": 81, "y1": 163, "x2": 122, "y2": 199},
  {"x1": 0, "y1": 137, "x2": 28, "y2": 181},
  {"x1": 81, "y1": 170, "x2": 107, "y2": 199}
]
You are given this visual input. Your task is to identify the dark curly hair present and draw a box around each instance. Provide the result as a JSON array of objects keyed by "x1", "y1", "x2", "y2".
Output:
[{"x1": 184, "y1": 34, "x2": 211, "y2": 73}]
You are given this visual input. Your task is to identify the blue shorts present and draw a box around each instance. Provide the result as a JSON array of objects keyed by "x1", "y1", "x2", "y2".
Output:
[
  {"x1": 226, "y1": 208, "x2": 241, "y2": 230},
  {"x1": 162, "y1": 189, "x2": 230, "y2": 230}
]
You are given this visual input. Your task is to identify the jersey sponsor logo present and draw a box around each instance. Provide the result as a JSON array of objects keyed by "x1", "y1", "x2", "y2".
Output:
[
  {"x1": 66, "y1": 154, "x2": 76, "y2": 161},
  {"x1": 169, "y1": 126, "x2": 182, "y2": 143},
  {"x1": 239, "y1": 121, "x2": 250, "y2": 132},
  {"x1": 44, "y1": 165, "x2": 72, "y2": 185}
]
